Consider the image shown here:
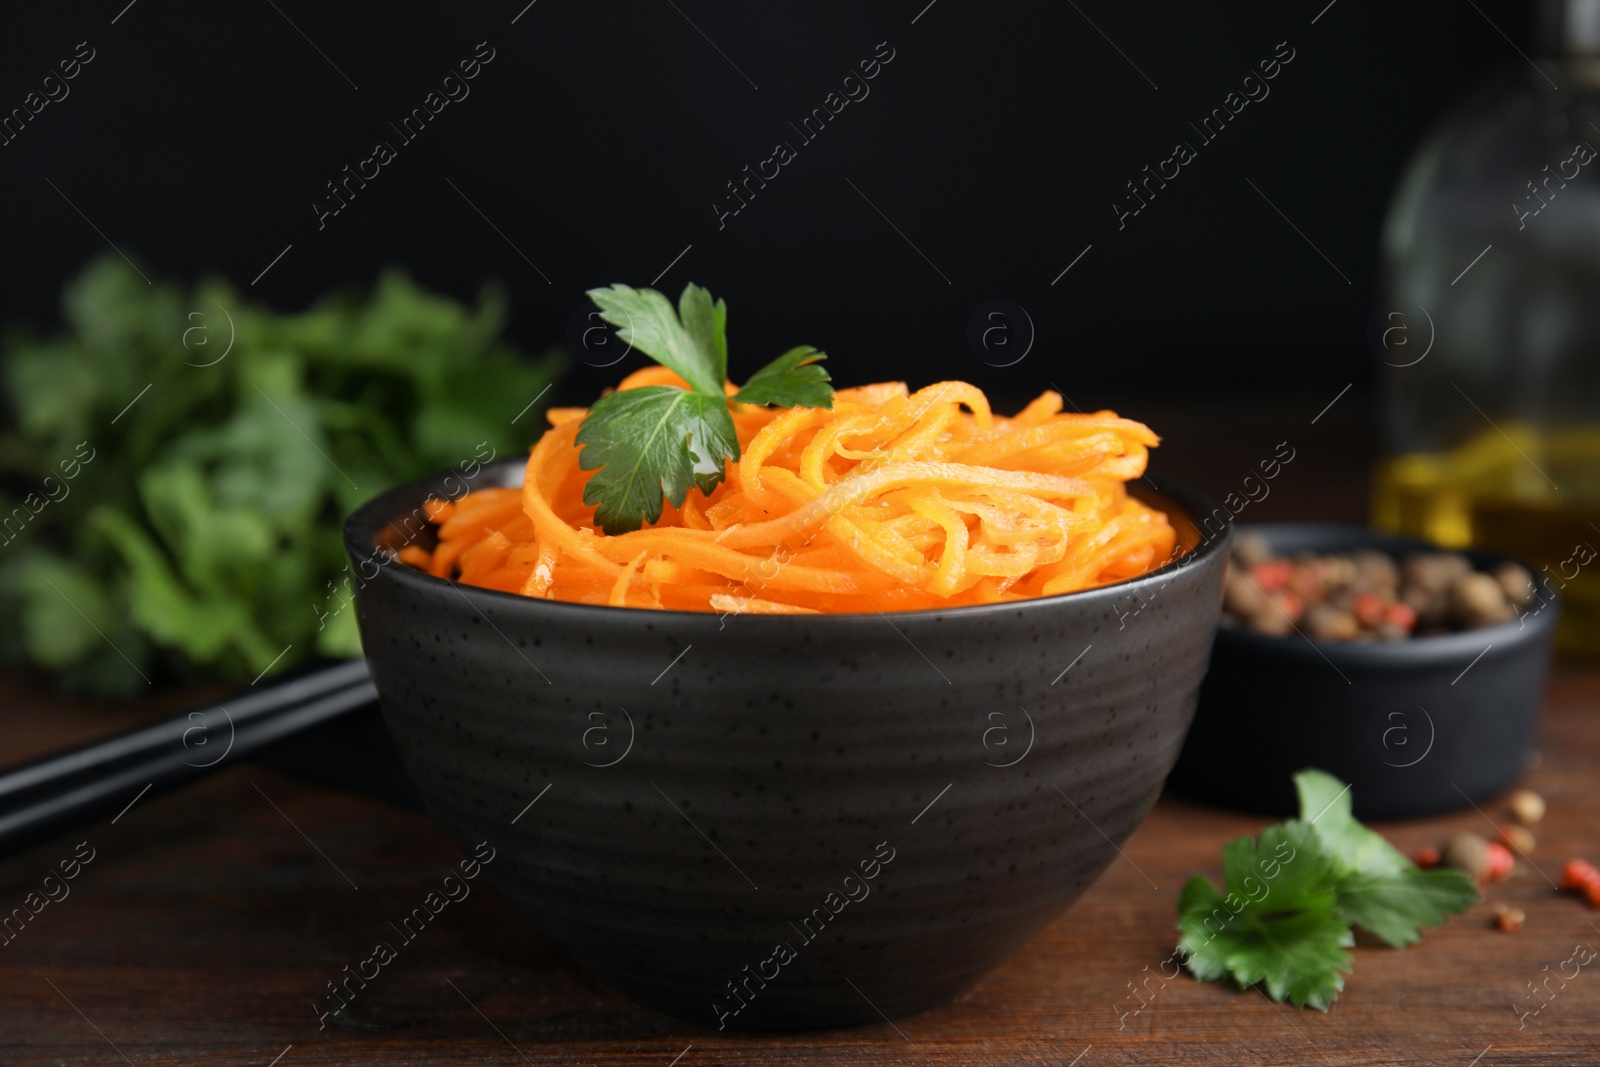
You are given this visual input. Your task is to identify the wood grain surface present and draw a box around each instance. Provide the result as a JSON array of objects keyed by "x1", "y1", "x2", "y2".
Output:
[{"x1": 1, "y1": 661, "x2": 1596, "y2": 1067}]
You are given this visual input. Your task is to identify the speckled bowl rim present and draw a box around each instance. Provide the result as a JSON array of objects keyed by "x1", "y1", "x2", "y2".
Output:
[
  {"x1": 343, "y1": 459, "x2": 1231, "y2": 623},
  {"x1": 1218, "y1": 522, "x2": 1560, "y2": 665}
]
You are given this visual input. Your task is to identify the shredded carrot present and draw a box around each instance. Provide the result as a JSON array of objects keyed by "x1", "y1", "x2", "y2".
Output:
[
  {"x1": 405, "y1": 378, "x2": 1179, "y2": 612},
  {"x1": 397, "y1": 545, "x2": 433, "y2": 568}
]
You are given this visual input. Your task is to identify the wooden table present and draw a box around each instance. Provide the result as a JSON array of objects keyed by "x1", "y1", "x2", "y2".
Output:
[
  {"x1": 4, "y1": 398, "x2": 1597, "y2": 1065},
  {"x1": 1, "y1": 662, "x2": 1595, "y2": 1066}
]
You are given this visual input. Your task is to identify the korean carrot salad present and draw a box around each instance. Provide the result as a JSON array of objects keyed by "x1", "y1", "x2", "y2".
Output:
[{"x1": 400, "y1": 285, "x2": 1176, "y2": 614}]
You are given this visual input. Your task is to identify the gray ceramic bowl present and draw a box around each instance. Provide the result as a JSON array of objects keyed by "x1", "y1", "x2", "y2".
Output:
[{"x1": 344, "y1": 459, "x2": 1229, "y2": 1031}]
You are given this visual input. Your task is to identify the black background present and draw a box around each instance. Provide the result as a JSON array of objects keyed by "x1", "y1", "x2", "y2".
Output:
[{"x1": 0, "y1": 0, "x2": 1536, "y2": 410}]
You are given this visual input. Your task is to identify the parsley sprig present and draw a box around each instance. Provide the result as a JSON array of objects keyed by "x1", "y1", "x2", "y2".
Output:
[
  {"x1": 576, "y1": 284, "x2": 832, "y2": 534},
  {"x1": 1176, "y1": 770, "x2": 1479, "y2": 1010}
]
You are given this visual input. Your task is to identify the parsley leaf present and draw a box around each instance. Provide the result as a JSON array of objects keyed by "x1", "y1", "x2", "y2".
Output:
[
  {"x1": 576, "y1": 283, "x2": 832, "y2": 533},
  {"x1": 1176, "y1": 770, "x2": 1479, "y2": 1010},
  {"x1": 1334, "y1": 867, "x2": 1481, "y2": 948},
  {"x1": 1296, "y1": 768, "x2": 1409, "y2": 878},
  {"x1": 1294, "y1": 768, "x2": 1478, "y2": 947},
  {"x1": 576, "y1": 387, "x2": 738, "y2": 535},
  {"x1": 1178, "y1": 821, "x2": 1353, "y2": 1010},
  {"x1": 676, "y1": 283, "x2": 729, "y2": 389},
  {"x1": 734, "y1": 346, "x2": 833, "y2": 409},
  {"x1": 586, "y1": 284, "x2": 726, "y2": 396}
]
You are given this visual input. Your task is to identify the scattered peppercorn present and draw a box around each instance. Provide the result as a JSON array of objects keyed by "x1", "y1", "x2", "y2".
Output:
[
  {"x1": 1485, "y1": 843, "x2": 1514, "y2": 882},
  {"x1": 1492, "y1": 902, "x2": 1526, "y2": 932},
  {"x1": 1508, "y1": 789, "x2": 1545, "y2": 826},
  {"x1": 1441, "y1": 832, "x2": 1495, "y2": 883},
  {"x1": 1221, "y1": 537, "x2": 1535, "y2": 640},
  {"x1": 1561, "y1": 858, "x2": 1600, "y2": 908},
  {"x1": 1499, "y1": 825, "x2": 1536, "y2": 855},
  {"x1": 1437, "y1": 832, "x2": 1515, "y2": 884},
  {"x1": 1561, "y1": 858, "x2": 1596, "y2": 889}
]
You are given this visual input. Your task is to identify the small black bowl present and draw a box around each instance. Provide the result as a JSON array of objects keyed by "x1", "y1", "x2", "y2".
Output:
[{"x1": 1169, "y1": 524, "x2": 1558, "y2": 820}]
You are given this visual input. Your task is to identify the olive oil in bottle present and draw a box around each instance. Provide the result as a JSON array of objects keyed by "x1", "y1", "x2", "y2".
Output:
[{"x1": 1375, "y1": 0, "x2": 1600, "y2": 656}]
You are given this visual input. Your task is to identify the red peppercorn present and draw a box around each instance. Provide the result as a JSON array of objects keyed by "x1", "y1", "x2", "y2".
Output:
[
  {"x1": 1252, "y1": 559, "x2": 1293, "y2": 592},
  {"x1": 1353, "y1": 591, "x2": 1387, "y2": 629},
  {"x1": 1484, "y1": 842, "x2": 1514, "y2": 882},
  {"x1": 1562, "y1": 858, "x2": 1600, "y2": 892},
  {"x1": 1415, "y1": 845, "x2": 1440, "y2": 869},
  {"x1": 1385, "y1": 601, "x2": 1418, "y2": 631}
]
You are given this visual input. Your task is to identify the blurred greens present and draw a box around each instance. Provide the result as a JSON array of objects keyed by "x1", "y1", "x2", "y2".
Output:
[{"x1": 0, "y1": 256, "x2": 563, "y2": 696}]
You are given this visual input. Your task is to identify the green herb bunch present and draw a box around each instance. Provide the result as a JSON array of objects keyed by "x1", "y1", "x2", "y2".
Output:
[
  {"x1": 0, "y1": 255, "x2": 562, "y2": 695},
  {"x1": 1177, "y1": 769, "x2": 1479, "y2": 1009}
]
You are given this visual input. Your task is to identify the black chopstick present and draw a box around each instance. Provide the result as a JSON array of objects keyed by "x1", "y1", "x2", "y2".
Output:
[
  {"x1": 0, "y1": 660, "x2": 377, "y2": 857},
  {"x1": 0, "y1": 658, "x2": 372, "y2": 805}
]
